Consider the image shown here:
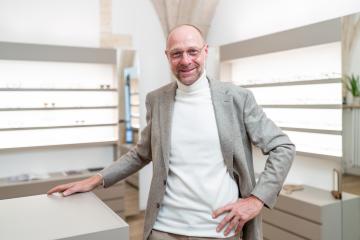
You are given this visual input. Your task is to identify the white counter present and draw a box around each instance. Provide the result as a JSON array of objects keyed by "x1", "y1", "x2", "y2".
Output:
[{"x1": 0, "y1": 192, "x2": 129, "y2": 240}]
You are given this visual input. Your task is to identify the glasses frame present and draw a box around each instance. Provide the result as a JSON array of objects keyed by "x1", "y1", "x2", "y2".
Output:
[{"x1": 165, "y1": 44, "x2": 207, "y2": 62}]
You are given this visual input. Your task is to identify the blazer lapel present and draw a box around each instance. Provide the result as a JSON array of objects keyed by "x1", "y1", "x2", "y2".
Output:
[
  {"x1": 159, "y1": 82, "x2": 177, "y2": 176},
  {"x1": 209, "y1": 78, "x2": 234, "y2": 176}
]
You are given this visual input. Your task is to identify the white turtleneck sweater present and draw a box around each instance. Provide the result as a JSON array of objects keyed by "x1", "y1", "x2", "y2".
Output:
[{"x1": 153, "y1": 72, "x2": 239, "y2": 237}]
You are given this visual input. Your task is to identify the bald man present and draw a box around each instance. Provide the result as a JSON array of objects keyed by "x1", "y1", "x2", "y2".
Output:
[{"x1": 48, "y1": 25, "x2": 295, "y2": 240}]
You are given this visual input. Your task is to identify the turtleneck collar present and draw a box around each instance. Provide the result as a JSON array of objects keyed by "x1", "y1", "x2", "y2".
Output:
[{"x1": 175, "y1": 70, "x2": 208, "y2": 93}]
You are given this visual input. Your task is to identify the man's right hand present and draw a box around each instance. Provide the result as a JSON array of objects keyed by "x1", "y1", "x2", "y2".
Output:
[{"x1": 47, "y1": 174, "x2": 103, "y2": 197}]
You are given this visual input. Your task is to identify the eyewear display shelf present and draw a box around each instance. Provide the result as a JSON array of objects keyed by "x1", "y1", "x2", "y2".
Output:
[
  {"x1": 220, "y1": 18, "x2": 343, "y2": 161},
  {"x1": 0, "y1": 41, "x2": 124, "y2": 216}
]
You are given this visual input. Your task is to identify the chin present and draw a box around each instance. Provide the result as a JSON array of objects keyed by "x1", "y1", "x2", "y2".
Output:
[{"x1": 178, "y1": 77, "x2": 197, "y2": 85}]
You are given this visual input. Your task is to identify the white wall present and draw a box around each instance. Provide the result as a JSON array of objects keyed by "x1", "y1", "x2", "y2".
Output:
[
  {"x1": 112, "y1": 0, "x2": 171, "y2": 209},
  {"x1": 207, "y1": 0, "x2": 360, "y2": 191},
  {"x1": 208, "y1": 0, "x2": 360, "y2": 46},
  {"x1": 0, "y1": 0, "x2": 100, "y2": 47}
]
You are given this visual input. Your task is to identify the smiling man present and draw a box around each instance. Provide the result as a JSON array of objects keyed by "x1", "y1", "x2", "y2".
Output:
[{"x1": 48, "y1": 25, "x2": 295, "y2": 240}]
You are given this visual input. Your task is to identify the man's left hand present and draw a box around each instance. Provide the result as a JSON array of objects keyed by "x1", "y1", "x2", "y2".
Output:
[{"x1": 212, "y1": 195, "x2": 264, "y2": 236}]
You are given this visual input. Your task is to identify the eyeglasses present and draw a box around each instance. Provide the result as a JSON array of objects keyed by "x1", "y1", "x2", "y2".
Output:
[{"x1": 166, "y1": 44, "x2": 206, "y2": 61}]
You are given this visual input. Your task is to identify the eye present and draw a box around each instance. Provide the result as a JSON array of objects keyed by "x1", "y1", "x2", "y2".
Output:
[
  {"x1": 187, "y1": 49, "x2": 199, "y2": 56},
  {"x1": 170, "y1": 51, "x2": 183, "y2": 59}
]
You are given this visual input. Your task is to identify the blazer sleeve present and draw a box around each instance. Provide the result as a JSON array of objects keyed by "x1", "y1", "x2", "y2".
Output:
[
  {"x1": 243, "y1": 89, "x2": 296, "y2": 208},
  {"x1": 99, "y1": 93, "x2": 153, "y2": 188}
]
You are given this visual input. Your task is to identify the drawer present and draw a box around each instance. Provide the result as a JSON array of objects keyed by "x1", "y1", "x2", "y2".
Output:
[
  {"x1": 276, "y1": 194, "x2": 322, "y2": 223},
  {"x1": 262, "y1": 208, "x2": 321, "y2": 240},
  {"x1": 263, "y1": 222, "x2": 306, "y2": 240}
]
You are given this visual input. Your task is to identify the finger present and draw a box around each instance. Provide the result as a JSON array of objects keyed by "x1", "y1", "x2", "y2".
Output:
[
  {"x1": 213, "y1": 204, "x2": 233, "y2": 219},
  {"x1": 224, "y1": 216, "x2": 240, "y2": 236},
  {"x1": 235, "y1": 223, "x2": 242, "y2": 235},
  {"x1": 216, "y1": 211, "x2": 235, "y2": 232},
  {"x1": 235, "y1": 219, "x2": 246, "y2": 235},
  {"x1": 47, "y1": 183, "x2": 73, "y2": 195},
  {"x1": 62, "y1": 186, "x2": 78, "y2": 196}
]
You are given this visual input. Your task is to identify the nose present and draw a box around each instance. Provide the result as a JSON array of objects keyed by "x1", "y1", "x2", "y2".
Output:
[{"x1": 179, "y1": 52, "x2": 192, "y2": 65}]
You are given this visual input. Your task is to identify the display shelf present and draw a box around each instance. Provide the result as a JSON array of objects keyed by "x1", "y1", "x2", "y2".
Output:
[
  {"x1": 0, "y1": 141, "x2": 117, "y2": 152},
  {"x1": 0, "y1": 88, "x2": 117, "y2": 92},
  {"x1": 0, "y1": 106, "x2": 117, "y2": 111},
  {"x1": 0, "y1": 41, "x2": 116, "y2": 64},
  {"x1": 0, "y1": 123, "x2": 117, "y2": 132},
  {"x1": 261, "y1": 104, "x2": 342, "y2": 109},
  {"x1": 220, "y1": 17, "x2": 343, "y2": 164},
  {"x1": 240, "y1": 78, "x2": 341, "y2": 88},
  {"x1": 343, "y1": 104, "x2": 360, "y2": 109},
  {"x1": 220, "y1": 18, "x2": 340, "y2": 61},
  {"x1": 295, "y1": 151, "x2": 342, "y2": 161},
  {"x1": 280, "y1": 127, "x2": 341, "y2": 135}
]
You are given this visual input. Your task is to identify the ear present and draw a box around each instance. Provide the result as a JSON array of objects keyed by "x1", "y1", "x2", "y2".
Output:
[
  {"x1": 204, "y1": 44, "x2": 209, "y2": 55},
  {"x1": 164, "y1": 50, "x2": 170, "y2": 60}
]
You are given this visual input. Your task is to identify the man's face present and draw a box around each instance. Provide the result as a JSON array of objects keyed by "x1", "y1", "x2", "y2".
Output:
[{"x1": 165, "y1": 26, "x2": 208, "y2": 86}]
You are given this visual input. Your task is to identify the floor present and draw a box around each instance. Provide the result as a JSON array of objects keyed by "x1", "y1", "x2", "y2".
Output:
[{"x1": 126, "y1": 210, "x2": 145, "y2": 240}]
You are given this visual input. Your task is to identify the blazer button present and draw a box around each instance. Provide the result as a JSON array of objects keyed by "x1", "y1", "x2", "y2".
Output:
[
  {"x1": 156, "y1": 203, "x2": 160, "y2": 208},
  {"x1": 163, "y1": 179, "x2": 166, "y2": 185}
]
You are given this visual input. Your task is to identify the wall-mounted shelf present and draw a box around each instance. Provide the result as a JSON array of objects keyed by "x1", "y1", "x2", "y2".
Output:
[
  {"x1": 261, "y1": 104, "x2": 342, "y2": 109},
  {"x1": 0, "y1": 141, "x2": 118, "y2": 152},
  {"x1": 0, "y1": 41, "x2": 120, "y2": 150},
  {"x1": 0, "y1": 88, "x2": 117, "y2": 92},
  {"x1": 220, "y1": 18, "x2": 340, "y2": 61},
  {"x1": 0, "y1": 41, "x2": 116, "y2": 64},
  {"x1": 0, "y1": 106, "x2": 117, "y2": 111},
  {"x1": 220, "y1": 17, "x2": 343, "y2": 164},
  {"x1": 280, "y1": 127, "x2": 341, "y2": 135},
  {"x1": 295, "y1": 151, "x2": 341, "y2": 161},
  {"x1": 0, "y1": 123, "x2": 117, "y2": 132},
  {"x1": 240, "y1": 78, "x2": 341, "y2": 88},
  {"x1": 343, "y1": 104, "x2": 360, "y2": 109}
]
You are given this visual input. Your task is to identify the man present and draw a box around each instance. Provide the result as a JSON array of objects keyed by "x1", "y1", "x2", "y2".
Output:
[{"x1": 48, "y1": 24, "x2": 295, "y2": 240}]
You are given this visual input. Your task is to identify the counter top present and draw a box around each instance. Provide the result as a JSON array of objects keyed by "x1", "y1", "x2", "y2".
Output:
[{"x1": 0, "y1": 192, "x2": 128, "y2": 240}]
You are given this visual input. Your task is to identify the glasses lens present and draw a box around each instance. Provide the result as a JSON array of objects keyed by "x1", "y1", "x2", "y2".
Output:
[{"x1": 168, "y1": 45, "x2": 204, "y2": 60}]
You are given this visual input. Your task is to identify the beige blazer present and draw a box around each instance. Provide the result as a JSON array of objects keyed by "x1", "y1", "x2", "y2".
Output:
[{"x1": 100, "y1": 78, "x2": 295, "y2": 240}]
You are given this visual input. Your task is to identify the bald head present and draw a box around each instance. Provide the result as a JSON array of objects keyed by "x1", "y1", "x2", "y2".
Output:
[
  {"x1": 166, "y1": 24, "x2": 205, "y2": 50},
  {"x1": 165, "y1": 24, "x2": 208, "y2": 86}
]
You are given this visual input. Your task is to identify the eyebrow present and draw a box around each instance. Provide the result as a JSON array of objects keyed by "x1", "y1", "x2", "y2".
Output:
[{"x1": 168, "y1": 46, "x2": 202, "y2": 52}]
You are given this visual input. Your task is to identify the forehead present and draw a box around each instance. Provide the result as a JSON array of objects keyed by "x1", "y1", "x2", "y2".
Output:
[{"x1": 167, "y1": 27, "x2": 204, "y2": 50}]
